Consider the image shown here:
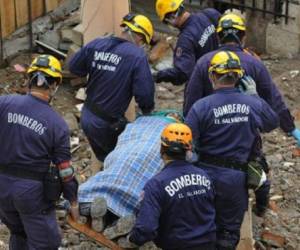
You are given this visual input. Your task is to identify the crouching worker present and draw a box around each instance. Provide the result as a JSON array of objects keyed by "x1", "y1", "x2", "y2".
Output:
[
  {"x1": 0, "y1": 55, "x2": 79, "y2": 250},
  {"x1": 128, "y1": 123, "x2": 216, "y2": 250}
]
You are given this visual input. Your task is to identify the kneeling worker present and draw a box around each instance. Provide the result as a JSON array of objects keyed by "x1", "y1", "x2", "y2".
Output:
[
  {"x1": 0, "y1": 55, "x2": 78, "y2": 249},
  {"x1": 129, "y1": 123, "x2": 216, "y2": 250}
]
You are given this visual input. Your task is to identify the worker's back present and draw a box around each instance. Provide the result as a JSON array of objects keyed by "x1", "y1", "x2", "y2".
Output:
[
  {"x1": 69, "y1": 36, "x2": 154, "y2": 117},
  {"x1": 186, "y1": 88, "x2": 279, "y2": 163},
  {"x1": 0, "y1": 94, "x2": 70, "y2": 172},
  {"x1": 139, "y1": 160, "x2": 216, "y2": 249}
]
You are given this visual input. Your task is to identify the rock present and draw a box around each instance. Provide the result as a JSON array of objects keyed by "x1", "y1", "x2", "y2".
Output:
[
  {"x1": 75, "y1": 88, "x2": 87, "y2": 101},
  {"x1": 117, "y1": 237, "x2": 137, "y2": 248},
  {"x1": 91, "y1": 218, "x2": 105, "y2": 232},
  {"x1": 67, "y1": 233, "x2": 80, "y2": 245},
  {"x1": 283, "y1": 162, "x2": 295, "y2": 167},
  {"x1": 72, "y1": 24, "x2": 84, "y2": 46},
  {"x1": 59, "y1": 42, "x2": 72, "y2": 51},
  {"x1": 39, "y1": 30, "x2": 60, "y2": 49},
  {"x1": 103, "y1": 215, "x2": 136, "y2": 240},
  {"x1": 63, "y1": 113, "x2": 79, "y2": 132},
  {"x1": 51, "y1": 0, "x2": 81, "y2": 21},
  {"x1": 79, "y1": 241, "x2": 92, "y2": 250},
  {"x1": 61, "y1": 29, "x2": 74, "y2": 43},
  {"x1": 139, "y1": 241, "x2": 159, "y2": 249},
  {"x1": 289, "y1": 70, "x2": 299, "y2": 78}
]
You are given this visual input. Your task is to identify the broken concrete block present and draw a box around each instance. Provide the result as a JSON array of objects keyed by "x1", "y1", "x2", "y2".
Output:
[
  {"x1": 63, "y1": 12, "x2": 81, "y2": 27},
  {"x1": 91, "y1": 218, "x2": 105, "y2": 232},
  {"x1": 103, "y1": 215, "x2": 136, "y2": 240},
  {"x1": 61, "y1": 29, "x2": 74, "y2": 42},
  {"x1": 75, "y1": 88, "x2": 87, "y2": 101},
  {"x1": 72, "y1": 24, "x2": 84, "y2": 46},
  {"x1": 117, "y1": 237, "x2": 137, "y2": 248},
  {"x1": 59, "y1": 42, "x2": 72, "y2": 52},
  {"x1": 39, "y1": 30, "x2": 60, "y2": 49},
  {"x1": 75, "y1": 103, "x2": 84, "y2": 112}
]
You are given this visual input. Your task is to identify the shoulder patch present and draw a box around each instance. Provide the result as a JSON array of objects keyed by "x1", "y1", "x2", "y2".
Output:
[{"x1": 176, "y1": 47, "x2": 183, "y2": 57}]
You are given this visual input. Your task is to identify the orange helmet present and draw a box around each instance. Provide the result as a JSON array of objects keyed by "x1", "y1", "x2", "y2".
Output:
[{"x1": 161, "y1": 123, "x2": 192, "y2": 153}]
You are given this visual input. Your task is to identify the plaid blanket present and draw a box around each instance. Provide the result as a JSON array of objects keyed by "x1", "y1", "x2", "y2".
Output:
[{"x1": 78, "y1": 116, "x2": 170, "y2": 217}]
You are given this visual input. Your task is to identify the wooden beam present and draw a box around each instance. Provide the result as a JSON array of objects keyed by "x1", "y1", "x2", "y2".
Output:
[
  {"x1": 67, "y1": 216, "x2": 124, "y2": 250},
  {"x1": 15, "y1": 0, "x2": 29, "y2": 28},
  {"x1": 0, "y1": 0, "x2": 16, "y2": 37},
  {"x1": 45, "y1": 0, "x2": 59, "y2": 12}
]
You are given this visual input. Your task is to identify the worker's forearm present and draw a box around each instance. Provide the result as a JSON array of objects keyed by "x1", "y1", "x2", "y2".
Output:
[{"x1": 156, "y1": 68, "x2": 188, "y2": 85}]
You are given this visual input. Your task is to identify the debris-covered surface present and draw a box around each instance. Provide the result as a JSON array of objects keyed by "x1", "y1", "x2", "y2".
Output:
[{"x1": 0, "y1": 17, "x2": 300, "y2": 250}]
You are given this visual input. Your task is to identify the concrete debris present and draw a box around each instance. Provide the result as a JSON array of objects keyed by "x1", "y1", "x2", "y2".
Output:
[
  {"x1": 75, "y1": 88, "x2": 87, "y2": 101},
  {"x1": 75, "y1": 103, "x2": 84, "y2": 112},
  {"x1": 290, "y1": 70, "x2": 300, "y2": 78},
  {"x1": 70, "y1": 137, "x2": 79, "y2": 147}
]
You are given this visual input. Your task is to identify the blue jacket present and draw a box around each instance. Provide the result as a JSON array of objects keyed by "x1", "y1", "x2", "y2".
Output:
[
  {"x1": 69, "y1": 36, "x2": 155, "y2": 116},
  {"x1": 185, "y1": 88, "x2": 279, "y2": 163},
  {"x1": 184, "y1": 44, "x2": 295, "y2": 133},
  {"x1": 156, "y1": 9, "x2": 221, "y2": 85},
  {"x1": 130, "y1": 160, "x2": 216, "y2": 249},
  {"x1": 0, "y1": 94, "x2": 77, "y2": 202}
]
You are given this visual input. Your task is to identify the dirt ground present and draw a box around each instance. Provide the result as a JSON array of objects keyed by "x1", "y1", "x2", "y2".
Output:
[{"x1": 0, "y1": 52, "x2": 299, "y2": 249}]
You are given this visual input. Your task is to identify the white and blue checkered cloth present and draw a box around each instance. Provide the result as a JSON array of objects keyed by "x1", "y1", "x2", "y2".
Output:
[{"x1": 78, "y1": 116, "x2": 170, "y2": 217}]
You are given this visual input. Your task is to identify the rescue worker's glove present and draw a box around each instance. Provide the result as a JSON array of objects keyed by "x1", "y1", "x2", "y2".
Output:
[
  {"x1": 238, "y1": 75, "x2": 257, "y2": 95},
  {"x1": 291, "y1": 128, "x2": 300, "y2": 146},
  {"x1": 152, "y1": 71, "x2": 164, "y2": 83}
]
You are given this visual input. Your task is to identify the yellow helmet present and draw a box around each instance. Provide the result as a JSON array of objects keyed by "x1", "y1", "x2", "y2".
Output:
[
  {"x1": 161, "y1": 123, "x2": 192, "y2": 152},
  {"x1": 208, "y1": 51, "x2": 243, "y2": 77},
  {"x1": 121, "y1": 14, "x2": 153, "y2": 44},
  {"x1": 217, "y1": 13, "x2": 246, "y2": 33},
  {"x1": 27, "y1": 55, "x2": 62, "y2": 83},
  {"x1": 156, "y1": 0, "x2": 184, "y2": 21}
]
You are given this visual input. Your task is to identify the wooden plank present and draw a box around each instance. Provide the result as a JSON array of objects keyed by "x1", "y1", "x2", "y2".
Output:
[
  {"x1": 237, "y1": 199, "x2": 255, "y2": 250},
  {"x1": 67, "y1": 216, "x2": 124, "y2": 250},
  {"x1": 45, "y1": 0, "x2": 59, "y2": 12},
  {"x1": 0, "y1": 0, "x2": 16, "y2": 37},
  {"x1": 30, "y1": 0, "x2": 44, "y2": 20},
  {"x1": 15, "y1": 0, "x2": 29, "y2": 27}
]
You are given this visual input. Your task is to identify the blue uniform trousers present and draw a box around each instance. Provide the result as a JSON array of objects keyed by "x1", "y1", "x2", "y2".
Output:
[
  {"x1": 199, "y1": 164, "x2": 248, "y2": 249},
  {"x1": 81, "y1": 106, "x2": 120, "y2": 161},
  {"x1": 0, "y1": 174, "x2": 61, "y2": 250}
]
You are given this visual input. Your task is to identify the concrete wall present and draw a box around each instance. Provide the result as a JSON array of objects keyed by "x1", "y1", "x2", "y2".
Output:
[{"x1": 266, "y1": 2, "x2": 300, "y2": 57}]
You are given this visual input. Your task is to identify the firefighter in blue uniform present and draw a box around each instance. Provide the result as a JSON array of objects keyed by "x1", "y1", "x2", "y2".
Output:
[
  {"x1": 0, "y1": 55, "x2": 78, "y2": 250},
  {"x1": 185, "y1": 51, "x2": 279, "y2": 249},
  {"x1": 69, "y1": 14, "x2": 155, "y2": 162},
  {"x1": 184, "y1": 13, "x2": 300, "y2": 217},
  {"x1": 184, "y1": 13, "x2": 299, "y2": 144},
  {"x1": 129, "y1": 123, "x2": 216, "y2": 250},
  {"x1": 154, "y1": 0, "x2": 221, "y2": 85}
]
